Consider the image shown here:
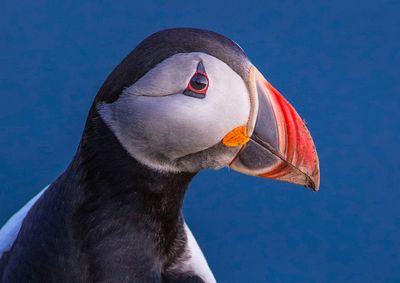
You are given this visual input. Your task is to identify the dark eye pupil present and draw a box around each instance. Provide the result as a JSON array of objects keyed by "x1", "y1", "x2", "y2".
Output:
[{"x1": 190, "y1": 74, "x2": 208, "y2": 90}]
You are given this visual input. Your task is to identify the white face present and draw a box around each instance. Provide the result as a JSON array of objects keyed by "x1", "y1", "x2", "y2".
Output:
[{"x1": 98, "y1": 52, "x2": 251, "y2": 172}]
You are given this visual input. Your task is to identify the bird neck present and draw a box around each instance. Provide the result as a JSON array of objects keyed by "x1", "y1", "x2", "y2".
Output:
[
  {"x1": 76, "y1": 108, "x2": 196, "y2": 211},
  {"x1": 65, "y1": 109, "x2": 197, "y2": 264}
]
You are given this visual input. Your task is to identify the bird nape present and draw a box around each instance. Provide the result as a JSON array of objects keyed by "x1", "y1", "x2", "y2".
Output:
[{"x1": 0, "y1": 28, "x2": 319, "y2": 283}]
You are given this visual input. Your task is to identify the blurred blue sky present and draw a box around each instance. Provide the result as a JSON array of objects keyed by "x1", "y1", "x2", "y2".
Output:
[{"x1": 0, "y1": 1, "x2": 399, "y2": 282}]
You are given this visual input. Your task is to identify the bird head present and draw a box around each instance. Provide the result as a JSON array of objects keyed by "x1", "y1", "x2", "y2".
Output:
[{"x1": 95, "y1": 28, "x2": 320, "y2": 190}]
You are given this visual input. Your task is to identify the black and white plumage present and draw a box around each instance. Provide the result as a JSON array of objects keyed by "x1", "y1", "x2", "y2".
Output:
[{"x1": 0, "y1": 28, "x2": 319, "y2": 283}]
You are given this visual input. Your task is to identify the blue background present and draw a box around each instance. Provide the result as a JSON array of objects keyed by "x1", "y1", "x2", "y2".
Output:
[{"x1": 1, "y1": 1, "x2": 399, "y2": 282}]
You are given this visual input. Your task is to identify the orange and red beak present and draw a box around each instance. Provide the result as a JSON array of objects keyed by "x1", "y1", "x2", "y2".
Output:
[{"x1": 227, "y1": 67, "x2": 320, "y2": 191}]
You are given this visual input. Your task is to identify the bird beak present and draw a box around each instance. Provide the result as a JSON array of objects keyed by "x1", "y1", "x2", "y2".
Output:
[{"x1": 227, "y1": 67, "x2": 320, "y2": 191}]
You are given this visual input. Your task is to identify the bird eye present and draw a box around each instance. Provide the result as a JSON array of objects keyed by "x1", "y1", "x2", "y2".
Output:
[
  {"x1": 190, "y1": 73, "x2": 208, "y2": 91},
  {"x1": 183, "y1": 62, "x2": 209, "y2": 99}
]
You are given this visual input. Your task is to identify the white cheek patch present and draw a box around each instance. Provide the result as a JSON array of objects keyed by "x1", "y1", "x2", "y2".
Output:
[{"x1": 98, "y1": 52, "x2": 250, "y2": 172}]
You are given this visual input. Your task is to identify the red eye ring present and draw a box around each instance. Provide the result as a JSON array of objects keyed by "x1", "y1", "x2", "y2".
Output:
[
  {"x1": 187, "y1": 72, "x2": 209, "y2": 93},
  {"x1": 183, "y1": 62, "x2": 209, "y2": 99}
]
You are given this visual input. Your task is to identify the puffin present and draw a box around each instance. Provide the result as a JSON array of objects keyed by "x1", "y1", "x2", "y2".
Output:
[{"x1": 0, "y1": 28, "x2": 319, "y2": 283}]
